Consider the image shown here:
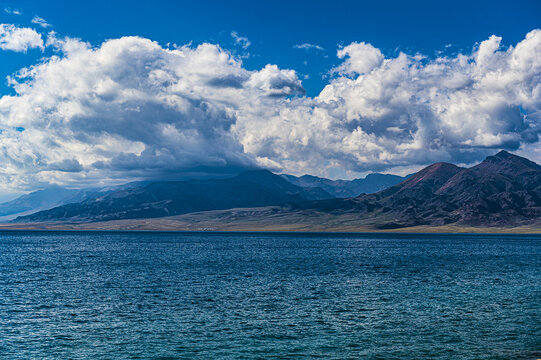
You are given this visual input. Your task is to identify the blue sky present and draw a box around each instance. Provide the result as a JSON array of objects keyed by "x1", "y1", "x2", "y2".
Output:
[
  {"x1": 1, "y1": 0, "x2": 539, "y2": 95},
  {"x1": 0, "y1": 0, "x2": 540, "y2": 196}
]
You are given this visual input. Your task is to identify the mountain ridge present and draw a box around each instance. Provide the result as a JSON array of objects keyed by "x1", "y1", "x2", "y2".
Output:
[
  {"x1": 298, "y1": 150, "x2": 541, "y2": 228},
  {"x1": 281, "y1": 172, "x2": 407, "y2": 198},
  {"x1": 13, "y1": 170, "x2": 333, "y2": 223},
  {"x1": 2, "y1": 170, "x2": 402, "y2": 220}
]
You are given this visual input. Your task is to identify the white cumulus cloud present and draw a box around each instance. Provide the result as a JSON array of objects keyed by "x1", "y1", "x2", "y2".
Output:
[
  {"x1": 238, "y1": 30, "x2": 541, "y2": 175},
  {"x1": 0, "y1": 35, "x2": 303, "y2": 190},
  {"x1": 335, "y1": 42, "x2": 384, "y2": 75},
  {"x1": 0, "y1": 24, "x2": 43, "y2": 52}
]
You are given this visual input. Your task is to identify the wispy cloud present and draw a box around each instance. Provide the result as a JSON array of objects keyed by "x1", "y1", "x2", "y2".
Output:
[
  {"x1": 293, "y1": 43, "x2": 324, "y2": 51},
  {"x1": 231, "y1": 31, "x2": 250, "y2": 49},
  {"x1": 31, "y1": 15, "x2": 51, "y2": 28},
  {"x1": 4, "y1": 8, "x2": 21, "y2": 15}
]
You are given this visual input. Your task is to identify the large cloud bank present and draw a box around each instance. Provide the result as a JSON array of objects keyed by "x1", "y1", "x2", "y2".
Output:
[
  {"x1": 0, "y1": 26, "x2": 540, "y2": 191},
  {"x1": 244, "y1": 32, "x2": 541, "y2": 175}
]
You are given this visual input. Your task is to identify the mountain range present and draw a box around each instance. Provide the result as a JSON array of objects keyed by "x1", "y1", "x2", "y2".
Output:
[
  {"x1": 8, "y1": 150, "x2": 541, "y2": 229},
  {"x1": 281, "y1": 173, "x2": 407, "y2": 198},
  {"x1": 3, "y1": 170, "x2": 405, "y2": 222},
  {"x1": 13, "y1": 170, "x2": 333, "y2": 223},
  {"x1": 293, "y1": 150, "x2": 541, "y2": 228}
]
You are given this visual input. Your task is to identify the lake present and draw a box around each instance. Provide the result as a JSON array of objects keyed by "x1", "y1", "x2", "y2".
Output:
[{"x1": 0, "y1": 231, "x2": 540, "y2": 359}]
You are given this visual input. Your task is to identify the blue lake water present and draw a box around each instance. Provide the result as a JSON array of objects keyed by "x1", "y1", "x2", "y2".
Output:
[{"x1": 0, "y1": 231, "x2": 540, "y2": 359}]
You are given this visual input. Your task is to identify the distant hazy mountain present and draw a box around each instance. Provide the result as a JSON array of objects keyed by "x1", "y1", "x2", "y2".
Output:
[
  {"x1": 0, "y1": 187, "x2": 97, "y2": 219},
  {"x1": 0, "y1": 182, "x2": 147, "y2": 221},
  {"x1": 296, "y1": 151, "x2": 541, "y2": 228},
  {"x1": 14, "y1": 170, "x2": 333, "y2": 223},
  {"x1": 282, "y1": 173, "x2": 407, "y2": 198}
]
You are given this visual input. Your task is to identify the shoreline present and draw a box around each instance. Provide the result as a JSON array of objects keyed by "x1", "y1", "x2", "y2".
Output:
[{"x1": 1, "y1": 223, "x2": 540, "y2": 234}]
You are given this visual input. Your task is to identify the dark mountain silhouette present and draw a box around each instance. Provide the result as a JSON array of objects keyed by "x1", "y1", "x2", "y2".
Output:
[
  {"x1": 297, "y1": 151, "x2": 541, "y2": 227},
  {"x1": 14, "y1": 170, "x2": 333, "y2": 223},
  {"x1": 281, "y1": 173, "x2": 407, "y2": 198}
]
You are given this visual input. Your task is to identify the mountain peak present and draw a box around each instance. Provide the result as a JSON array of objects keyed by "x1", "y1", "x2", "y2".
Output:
[
  {"x1": 485, "y1": 150, "x2": 526, "y2": 163},
  {"x1": 385, "y1": 162, "x2": 463, "y2": 196},
  {"x1": 476, "y1": 150, "x2": 541, "y2": 175},
  {"x1": 494, "y1": 150, "x2": 512, "y2": 158},
  {"x1": 409, "y1": 162, "x2": 462, "y2": 181}
]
